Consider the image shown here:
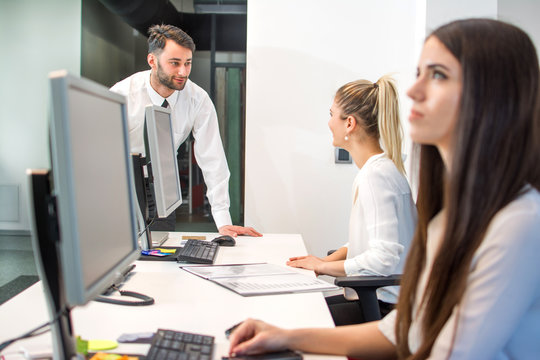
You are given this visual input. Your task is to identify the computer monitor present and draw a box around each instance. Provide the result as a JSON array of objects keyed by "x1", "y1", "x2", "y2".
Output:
[
  {"x1": 144, "y1": 104, "x2": 183, "y2": 218},
  {"x1": 48, "y1": 70, "x2": 140, "y2": 305},
  {"x1": 27, "y1": 70, "x2": 140, "y2": 359}
]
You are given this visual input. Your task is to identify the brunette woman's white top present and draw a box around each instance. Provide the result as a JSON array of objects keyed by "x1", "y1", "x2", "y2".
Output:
[{"x1": 379, "y1": 186, "x2": 540, "y2": 359}]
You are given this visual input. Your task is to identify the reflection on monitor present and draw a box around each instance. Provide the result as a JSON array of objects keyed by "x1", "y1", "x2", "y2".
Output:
[
  {"x1": 48, "y1": 70, "x2": 139, "y2": 306},
  {"x1": 145, "y1": 104, "x2": 182, "y2": 218}
]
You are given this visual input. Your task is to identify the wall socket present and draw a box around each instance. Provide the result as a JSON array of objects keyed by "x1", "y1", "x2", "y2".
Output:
[{"x1": 334, "y1": 148, "x2": 352, "y2": 164}]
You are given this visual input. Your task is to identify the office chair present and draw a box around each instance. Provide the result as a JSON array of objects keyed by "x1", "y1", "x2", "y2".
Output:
[
  {"x1": 327, "y1": 249, "x2": 401, "y2": 322},
  {"x1": 334, "y1": 274, "x2": 401, "y2": 322}
]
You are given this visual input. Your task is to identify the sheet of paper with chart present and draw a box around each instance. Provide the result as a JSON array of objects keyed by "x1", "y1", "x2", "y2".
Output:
[
  {"x1": 180, "y1": 263, "x2": 291, "y2": 279},
  {"x1": 180, "y1": 263, "x2": 338, "y2": 296}
]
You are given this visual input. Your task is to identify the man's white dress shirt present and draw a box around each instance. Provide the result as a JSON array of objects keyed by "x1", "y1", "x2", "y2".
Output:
[{"x1": 111, "y1": 70, "x2": 231, "y2": 228}]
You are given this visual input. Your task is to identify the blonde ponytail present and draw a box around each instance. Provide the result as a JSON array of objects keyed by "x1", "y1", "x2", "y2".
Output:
[
  {"x1": 335, "y1": 75, "x2": 405, "y2": 175},
  {"x1": 376, "y1": 75, "x2": 405, "y2": 175}
]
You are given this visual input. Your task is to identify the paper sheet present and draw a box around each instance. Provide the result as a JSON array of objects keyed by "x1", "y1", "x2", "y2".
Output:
[{"x1": 180, "y1": 263, "x2": 338, "y2": 296}]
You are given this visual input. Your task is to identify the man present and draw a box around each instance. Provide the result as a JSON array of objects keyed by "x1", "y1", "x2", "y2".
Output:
[{"x1": 111, "y1": 24, "x2": 260, "y2": 238}]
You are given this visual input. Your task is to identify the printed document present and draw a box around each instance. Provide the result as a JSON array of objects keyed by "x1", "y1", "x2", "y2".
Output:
[{"x1": 180, "y1": 263, "x2": 338, "y2": 296}]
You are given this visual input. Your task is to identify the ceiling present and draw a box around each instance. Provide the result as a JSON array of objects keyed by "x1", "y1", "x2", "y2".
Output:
[{"x1": 98, "y1": 0, "x2": 247, "y2": 51}]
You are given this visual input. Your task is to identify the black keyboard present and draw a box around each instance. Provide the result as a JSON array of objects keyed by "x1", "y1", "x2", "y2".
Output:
[
  {"x1": 176, "y1": 239, "x2": 219, "y2": 264},
  {"x1": 146, "y1": 329, "x2": 214, "y2": 360}
]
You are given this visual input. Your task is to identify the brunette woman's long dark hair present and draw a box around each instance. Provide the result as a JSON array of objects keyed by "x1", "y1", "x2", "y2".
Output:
[{"x1": 395, "y1": 19, "x2": 540, "y2": 359}]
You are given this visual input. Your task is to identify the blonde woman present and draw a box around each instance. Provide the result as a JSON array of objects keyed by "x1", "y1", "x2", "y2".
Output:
[{"x1": 287, "y1": 76, "x2": 417, "y2": 324}]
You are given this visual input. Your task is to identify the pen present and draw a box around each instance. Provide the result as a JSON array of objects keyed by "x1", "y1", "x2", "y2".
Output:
[{"x1": 225, "y1": 321, "x2": 244, "y2": 338}]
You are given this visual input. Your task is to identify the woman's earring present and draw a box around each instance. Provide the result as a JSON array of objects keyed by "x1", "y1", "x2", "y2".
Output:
[{"x1": 344, "y1": 136, "x2": 349, "y2": 141}]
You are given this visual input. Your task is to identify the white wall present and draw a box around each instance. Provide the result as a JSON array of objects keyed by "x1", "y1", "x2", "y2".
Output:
[
  {"x1": 245, "y1": 0, "x2": 425, "y2": 256},
  {"x1": 426, "y1": 0, "x2": 497, "y2": 31},
  {"x1": 425, "y1": 0, "x2": 540, "y2": 55},
  {"x1": 498, "y1": 0, "x2": 540, "y2": 58},
  {"x1": 245, "y1": 0, "x2": 540, "y2": 258},
  {"x1": 0, "y1": 0, "x2": 81, "y2": 232}
]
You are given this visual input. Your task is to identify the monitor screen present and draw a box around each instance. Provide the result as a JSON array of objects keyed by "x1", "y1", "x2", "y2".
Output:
[
  {"x1": 48, "y1": 70, "x2": 139, "y2": 306},
  {"x1": 145, "y1": 104, "x2": 183, "y2": 218}
]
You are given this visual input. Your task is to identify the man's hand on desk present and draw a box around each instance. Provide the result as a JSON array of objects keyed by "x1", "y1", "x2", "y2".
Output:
[{"x1": 219, "y1": 225, "x2": 263, "y2": 237}]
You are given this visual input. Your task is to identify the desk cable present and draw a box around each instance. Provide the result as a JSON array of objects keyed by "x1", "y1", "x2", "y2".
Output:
[
  {"x1": 94, "y1": 285, "x2": 154, "y2": 306},
  {"x1": 0, "y1": 309, "x2": 64, "y2": 354},
  {"x1": 138, "y1": 213, "x2": 157, "y2": 239}
]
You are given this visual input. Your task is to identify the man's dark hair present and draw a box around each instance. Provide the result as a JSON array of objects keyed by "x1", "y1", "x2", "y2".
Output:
[{"x1": 148, "y1": 24, "x2": 196, "y2": 54}]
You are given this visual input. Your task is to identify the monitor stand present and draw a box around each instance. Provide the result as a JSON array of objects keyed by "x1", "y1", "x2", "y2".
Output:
[
  {"x1": 27, "y1": 170, "x2": 82, "y2": 360},
  {"x1": 132, "y1": 153, "x2": 153, "y2": 250},
  {"x1": 132, "y1": 154, "x2": 176, "y2": 255}
]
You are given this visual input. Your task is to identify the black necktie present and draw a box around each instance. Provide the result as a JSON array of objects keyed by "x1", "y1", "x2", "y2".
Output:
[{"x1": 161, "y1": 99, "x2": 169, "y2": 108}]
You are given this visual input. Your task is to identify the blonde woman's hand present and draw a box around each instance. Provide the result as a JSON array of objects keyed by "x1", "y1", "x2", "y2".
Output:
[{"x1": 287, "y1": 255, "x2": 325, "y2": 274}]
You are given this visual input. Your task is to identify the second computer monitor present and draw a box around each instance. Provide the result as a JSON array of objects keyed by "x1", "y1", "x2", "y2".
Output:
[{"x1": 145, "y1": 104, "x2": 183, "y2": 218}]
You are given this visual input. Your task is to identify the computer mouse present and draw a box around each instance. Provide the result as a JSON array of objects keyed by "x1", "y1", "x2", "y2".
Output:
[{"x1": 211, "y1": 235, "x2": 236, "y2": 247}]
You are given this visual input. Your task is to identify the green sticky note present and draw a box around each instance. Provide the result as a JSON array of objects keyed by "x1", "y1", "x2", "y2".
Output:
[
  {"x1": 88, "y1": 339, "x2": 118, "y2": 351},
  {"x1": 76, "y1": 336, "x2": 88, "y2": 355}
]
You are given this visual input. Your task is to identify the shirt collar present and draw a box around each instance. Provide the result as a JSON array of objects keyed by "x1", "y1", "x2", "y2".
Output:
[
  {"x1": 364, "y1": 152, "x2": 386, "y2": 167},
  {"x1": 145, "y1": 72, "x2": 179, "y2": 108}
]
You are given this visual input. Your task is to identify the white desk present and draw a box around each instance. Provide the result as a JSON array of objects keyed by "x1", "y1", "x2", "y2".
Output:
[{"x1": 0, "y1": 233, "x2": 344, "y2": 360}]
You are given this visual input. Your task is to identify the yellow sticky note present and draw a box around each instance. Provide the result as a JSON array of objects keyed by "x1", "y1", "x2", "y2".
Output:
[
  {"x1": 88, "y1": 339, "x2": 118, "y2": 351},
  {"x1": 156, "y1": 248, "x2": 176, "y2": 254}
]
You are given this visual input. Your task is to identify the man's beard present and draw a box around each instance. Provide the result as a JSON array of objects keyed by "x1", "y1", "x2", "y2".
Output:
[{"x1": 157, "y1": 61, "x2": 186, "y2": 91}]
